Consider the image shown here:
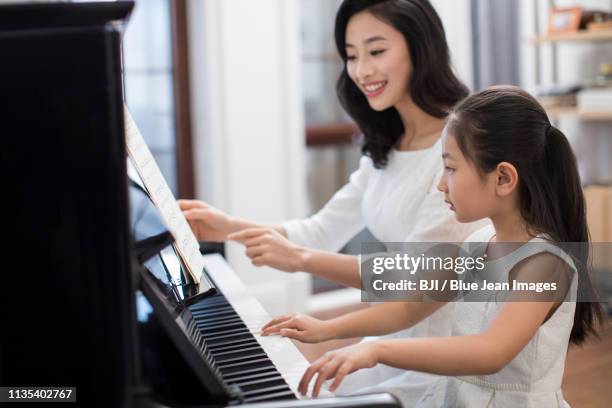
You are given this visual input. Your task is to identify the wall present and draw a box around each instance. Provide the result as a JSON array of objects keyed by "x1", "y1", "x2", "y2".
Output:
[
  {"x1": 186, "y1": 0, "x2": 310, "y2": 314},
  {"x1": 431, "y1": 0, "x2": 474, "y2": 89}
]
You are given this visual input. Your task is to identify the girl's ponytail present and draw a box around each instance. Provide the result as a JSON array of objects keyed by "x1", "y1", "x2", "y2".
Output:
[
  {"x1": 543, "y1": 125, "x2": 601, "y2": 344},
  {"x1": 543, "y1": 125, "x2": 587, "y2": 243}
]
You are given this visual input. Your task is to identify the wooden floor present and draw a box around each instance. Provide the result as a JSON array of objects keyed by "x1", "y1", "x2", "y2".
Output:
[
  {"x1": 562, "y1": 321, "x2": 612, "y2": 408},
  {"x1": 293, "y1": 307, "x2": 612, "y2": 407}
]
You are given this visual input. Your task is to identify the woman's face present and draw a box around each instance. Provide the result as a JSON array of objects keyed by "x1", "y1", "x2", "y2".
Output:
[{"x1": 345, "y1": 11, "x2": 413, "y2": 111}]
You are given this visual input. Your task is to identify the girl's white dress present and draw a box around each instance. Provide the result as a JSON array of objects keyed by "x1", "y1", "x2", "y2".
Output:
[{"x1": 414, "y1": 224, "x2": 577, "y2": 407}]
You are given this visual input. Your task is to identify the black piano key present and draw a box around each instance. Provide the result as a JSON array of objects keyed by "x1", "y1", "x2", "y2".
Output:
[
  {"x1": 190, "y1": 301, "x2": 231, "y2": 311},
  {"x1": 191, "y1": 305, "x2": 234, "y2": 316},
  {"x1": 194, "y1": 314, "x2": 243, "y2": 326},
  {"x1": 194, "y1": 311, "x2": 236, "y2": 322},
  {"x1": 208, "y1": 337, "x2": 258, "y2": 351},
  {"x1": 196, "y1": 321, "x2": 247, "y2": 333},
  {"x1": 215, "y1": 352, "x2": 268, "y2": 366},
  {"x1": 207, "y1": 339, "x2": 261, "y2": 352},
  {"x1": 232, "y1": 375, "x2": 285, "y2": 389},
  {"x1": 243, "y1": 390, "x2": 297, "y2": 403},
  {"x1": 221, "y1": 365, "x2": 279, "y2": 380},
  {"x1": 223, "y1": 368, "x2": 283, "y2": 383},
  {"x1": 195, "y1": 316, "x2": 244, "y2": 327},
  {"x1": 216, "y1": 357, "x2": 273, "y2": 371},
  {"x1": 192, "y1": 296, "x2": 229, "y2": 306},
  {"x1": 205, "y1": 332, "x2": 254, "y2": 345},
  {"x1": 203, "y1": 328, "x2": 253, "y2": 342},
  {"x1": 239, "y1": 382, "x2": 289, "y2": 396},
  {"x1": 211, "y1": 344, "x2": 263, "y2": 357}
]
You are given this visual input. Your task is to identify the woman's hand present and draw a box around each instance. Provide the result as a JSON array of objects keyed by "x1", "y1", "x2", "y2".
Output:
[
  {"x1": 178, "y1": 199, "x2": 235, "y2": 242},
  {"x1": 229, "y1": 228, "x2": 307, "y2": 272},
  {"x1": 261, "y1": 313, "x2": 335, "y2": 343},
  {"x1": 299, "y1": 342, "x2": 379, "y2": 397}
]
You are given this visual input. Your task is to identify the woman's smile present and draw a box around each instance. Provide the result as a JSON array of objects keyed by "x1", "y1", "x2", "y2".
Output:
[{"x1": 362, "y1": 80, "x2": 388, "y2": 98}]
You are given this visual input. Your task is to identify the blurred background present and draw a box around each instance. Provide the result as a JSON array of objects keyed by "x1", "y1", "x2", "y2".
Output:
[{"x1": 110, "y1": 0, "x2": 612, "y2": 314}]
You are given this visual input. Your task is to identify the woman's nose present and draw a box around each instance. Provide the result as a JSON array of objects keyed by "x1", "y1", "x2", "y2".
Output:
[{"x1": 355, "y1": 58, "x2": 374, "y2": 81}]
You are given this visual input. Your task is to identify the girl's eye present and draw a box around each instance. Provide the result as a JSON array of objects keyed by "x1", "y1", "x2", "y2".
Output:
[
  {"x1": 445, "y1": 166, "x2": 455, "y2": 174},
  {"x1": 346, "y1": 55, "x2": 357, "y2": 61},
  {"x1": 370, "y1": 49, "x2": 386, "y2": 56}
]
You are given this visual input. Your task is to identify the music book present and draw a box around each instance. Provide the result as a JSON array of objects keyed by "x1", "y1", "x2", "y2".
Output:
[{"x1": 124, "y1": 106, "x2": 206, "y2": 287}]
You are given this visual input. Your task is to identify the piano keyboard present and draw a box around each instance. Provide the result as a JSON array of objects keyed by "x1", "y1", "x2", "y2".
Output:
[
  {"x1": 198, "y1": 254, "x2": 318, "y2": 402},
  {"x1": 189, "y1": 292, "x2": 297, "y2": 403}
]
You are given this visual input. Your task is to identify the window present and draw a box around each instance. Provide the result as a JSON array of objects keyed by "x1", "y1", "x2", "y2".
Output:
[{"x1": 123, "y1": 0, "x2": 178, "y2": 193}]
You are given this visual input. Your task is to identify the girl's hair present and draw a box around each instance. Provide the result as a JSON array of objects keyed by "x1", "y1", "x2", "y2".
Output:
[
  {"x1": 334, "y1": 0, "x2": 468, "y2": 168},
  {"x1": 446, "y1": 85, "x2": 603, "y2": 344}
]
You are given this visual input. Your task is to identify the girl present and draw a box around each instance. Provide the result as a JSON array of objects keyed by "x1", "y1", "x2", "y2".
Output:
[
  {"x1": 182, "y1": 0, "x2": 486, "y2": 403},
  {"x1": 262, "y1": 86, "x2": 603, "y2": 407}
]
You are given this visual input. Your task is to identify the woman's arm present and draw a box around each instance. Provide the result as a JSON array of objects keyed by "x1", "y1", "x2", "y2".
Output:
[
  {"x1": 228, "y1": 227, "x2": 361, "y2": 288},
  {"x1": 179, "y1": 199, "x2": 286, "y2": 241}
]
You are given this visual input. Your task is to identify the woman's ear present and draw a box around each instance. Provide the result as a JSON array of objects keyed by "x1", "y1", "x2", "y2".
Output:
[{"x1": 494, "y1": 162, "x2": 518, "y2": 197}]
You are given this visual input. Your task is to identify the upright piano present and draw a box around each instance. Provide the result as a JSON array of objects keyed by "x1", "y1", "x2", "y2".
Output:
[{"x1": 0, "y1": 2, "x2": 400, "y2": 407}]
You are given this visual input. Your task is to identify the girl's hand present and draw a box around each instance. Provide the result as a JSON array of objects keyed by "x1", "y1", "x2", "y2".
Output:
[
  {"x1": 299, "y1": 343, "x2": 379, "y2": 397},
  {"x1": 261, "y1": 313, "x2": 335, "y2": 343},
  {"x1": 228, "y1": 228, "x2": 306, "y2": 272},
  {"x1": 179, "y1": 199, "x2": 235, "y2": 242}
]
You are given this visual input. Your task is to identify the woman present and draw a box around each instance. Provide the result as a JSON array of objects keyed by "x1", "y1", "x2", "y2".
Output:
[{"x1": 181, "y1": 0, "x2": 486, "y2": 404}]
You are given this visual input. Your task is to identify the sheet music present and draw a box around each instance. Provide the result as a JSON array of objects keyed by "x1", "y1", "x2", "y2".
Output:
[{"x1": 124, "y1": 106, "x2": 206, "y2": 287}]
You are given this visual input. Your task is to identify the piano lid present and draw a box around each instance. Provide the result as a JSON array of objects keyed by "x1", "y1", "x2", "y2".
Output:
[{"x1": 0, "y1": 1, "x2": 134, "y2": 31}]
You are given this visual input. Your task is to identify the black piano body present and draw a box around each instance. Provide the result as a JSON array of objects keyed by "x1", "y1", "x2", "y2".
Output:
[{"x1": 0, "y1": 2, "x2": 401, "y2": 407}]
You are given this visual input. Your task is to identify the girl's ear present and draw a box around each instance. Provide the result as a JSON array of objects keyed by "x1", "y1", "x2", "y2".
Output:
[{"x1": 494, "y1": 162, "x2": 518, "y2": 197}]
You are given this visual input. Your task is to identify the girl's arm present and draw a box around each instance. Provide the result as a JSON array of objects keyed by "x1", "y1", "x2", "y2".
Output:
[
  {"x1": 262, "y1": 301, "x2": 445, "y2": 342},
  {"x1": 376, "y1": 301, "x2": 556, "y2": 375},
  {"x1": 300, "y1": 253, "x2": 572, "y2": 397},
  {"x1": 301, "y1": 300, "x2": 557, "y2": 397}
]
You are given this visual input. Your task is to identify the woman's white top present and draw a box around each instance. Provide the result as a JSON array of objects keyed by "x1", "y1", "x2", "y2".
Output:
[
  {"x1": 282, "y1": 138, "x2": 488, "y2": 405},
  {"x1": 283, "y1": 138, "x2": 486, "y2": 250},
  {"x1": 414, "y1": 224, "x2": 577, "y2": 408}
]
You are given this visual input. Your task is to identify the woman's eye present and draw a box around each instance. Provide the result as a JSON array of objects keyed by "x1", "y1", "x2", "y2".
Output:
[
  {"x1": 346, "y1": 55, "x2": 357, "y2": 61},
  {"x1": 371, "y1": 49, "x2": 386, "y2": 56}
]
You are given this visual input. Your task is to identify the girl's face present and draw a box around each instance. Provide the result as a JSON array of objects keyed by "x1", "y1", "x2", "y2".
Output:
[
  {"x1": 437, "y1": 132, "x2": 498, "y2": 223},
  {"x1": 345, "y1": 11, "x2": 412, "y2": 111}
]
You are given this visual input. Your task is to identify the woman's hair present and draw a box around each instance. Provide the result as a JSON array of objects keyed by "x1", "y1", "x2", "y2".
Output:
[
  {"x1": 446, "y1": 85, "x2": 603, "y2": 344},
  {"x1": 334, "y1": 0, "x2": 469, "y2": 168}
]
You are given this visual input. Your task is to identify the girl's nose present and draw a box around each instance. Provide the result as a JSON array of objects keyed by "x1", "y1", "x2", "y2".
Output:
[{"x1": 437, "y1": 174, "x2": 446, "y2": 192}]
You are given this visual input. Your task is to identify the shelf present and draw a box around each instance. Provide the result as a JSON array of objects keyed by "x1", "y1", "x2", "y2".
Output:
[
  {"x1": 546, "y1": 106, "x2": 612, "y2": 121},
  {"x1": 306, "y1": 122, "x2": 359, "y2": 146},
  {"x1": 532, "y1": 29, "x2": 612, "y2": 44}
]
